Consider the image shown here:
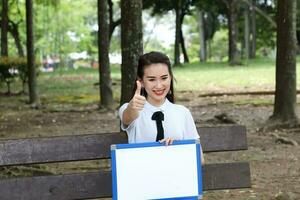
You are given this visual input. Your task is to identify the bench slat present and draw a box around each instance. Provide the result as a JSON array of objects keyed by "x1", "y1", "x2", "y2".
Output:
[
  {"x1": 199, "y1": 126, "x2": 247, "y2": 152},
  {"x1": 0, "y1": 162, "x2": 251, "y2": 200},
  {"x1": 0, "y1": 126, "x2": 247, "y2": 166},
  {"x1": 202, "y1": 162, "x2": 251, "y2": 190}
]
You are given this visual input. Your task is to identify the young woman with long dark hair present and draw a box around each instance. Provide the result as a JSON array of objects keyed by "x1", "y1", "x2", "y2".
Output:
[{"x1": 119, "y1": 51, "x2": 204, "y2": 163}]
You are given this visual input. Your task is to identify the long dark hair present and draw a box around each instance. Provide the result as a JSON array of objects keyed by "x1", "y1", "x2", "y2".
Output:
[{"x1": 132, "y1": 51, "x2": 175, "y2": 103}]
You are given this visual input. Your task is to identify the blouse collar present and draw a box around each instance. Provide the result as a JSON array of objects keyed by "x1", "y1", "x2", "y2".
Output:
[{"x1": 144, "y1": 98, "x2": 171, "y2": 113}]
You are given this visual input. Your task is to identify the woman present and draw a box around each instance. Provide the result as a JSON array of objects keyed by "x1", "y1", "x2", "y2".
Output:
[{"x1": 119, "y1": 51, "x2": 204, "y2": 164}]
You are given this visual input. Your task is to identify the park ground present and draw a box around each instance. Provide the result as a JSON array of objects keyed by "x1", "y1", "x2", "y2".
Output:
[
  {"x1": 0, "y1": 90, "x2": 299, "y2": 200},
  {"x1": 1, "y1": 58, "x2": 300, "y2": 199}
]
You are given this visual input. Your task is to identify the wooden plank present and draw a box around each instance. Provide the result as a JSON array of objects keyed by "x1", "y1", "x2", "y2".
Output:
[
  {"x1": 0, "y1": 172, "x2": 111, "y2": 200},
  {"x1": 0, "y1": 162, "x2": 250, "y2": 200},
  {"x1": 198, "y1": 126, "x2": 247, "y2": 152},
  {"x1": 202, "y1": 162, "x2": 251, "y2": 190},
  {"x1": 0, "y1": 126, "x2": 247, "y2": 166},
  {"x1": 0, "y1": 133, "x2": 127, "y2": 166}
]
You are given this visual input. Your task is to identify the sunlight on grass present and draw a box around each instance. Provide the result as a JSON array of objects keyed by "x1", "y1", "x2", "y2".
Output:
[{"x1": 41, "y1": 94, "x2": 100, "y2": 104}]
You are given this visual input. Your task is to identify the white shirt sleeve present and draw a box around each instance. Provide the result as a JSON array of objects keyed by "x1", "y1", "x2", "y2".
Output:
[
  {"x1": 118, "y1": 103, "x2": 135, "y2": 131},
  {"x1": 183, "y1": 107, "x2": 200, "y2": 140}
]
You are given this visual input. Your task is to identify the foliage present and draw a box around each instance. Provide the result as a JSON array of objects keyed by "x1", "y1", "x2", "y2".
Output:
[
  {"x1": 253, "y1": 1, "x2": 277, "y2": 53},
  {"x1": 34, "y1": 0, "x2": 98, "y2": 62},
  {"x1": 14, "y1": 57, "x2": 29, "y2": 91},
  {"x1": 0, "y1": 0, "x2": 288, "y2": 67},
  {"x1": 0, "y1": 57, "x2": 19, "y2": 93},
  {"x1": 193, "y1": 0, "x2": 226, "y2": 40},
  {"x1": 0, "y1": 57, "x2": 39, "y2": 94}
]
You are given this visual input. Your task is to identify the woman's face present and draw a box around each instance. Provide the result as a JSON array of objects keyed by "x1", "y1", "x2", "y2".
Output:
[{"x1": 140, "y1": 63, "x2": 171, "y2": 106}]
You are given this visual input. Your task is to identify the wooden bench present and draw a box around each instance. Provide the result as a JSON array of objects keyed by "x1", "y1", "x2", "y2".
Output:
[{"x1": 0, "y1": 125, "x2": 251, "y2": 199}]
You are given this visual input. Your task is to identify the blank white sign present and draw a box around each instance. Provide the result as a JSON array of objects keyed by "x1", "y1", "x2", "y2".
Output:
[{"x1": 111, "y1": 140, "x2": 202, "y2": 200}]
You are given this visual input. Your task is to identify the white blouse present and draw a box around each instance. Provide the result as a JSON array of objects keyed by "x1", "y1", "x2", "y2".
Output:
[{"x1": 119, "y1": 99, "x2": 199, "y2": 143}]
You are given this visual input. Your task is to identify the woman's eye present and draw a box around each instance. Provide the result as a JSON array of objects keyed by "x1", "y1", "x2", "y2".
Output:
[{"x1": 148, "y1": 79, "x2": 155, "y2": 82}]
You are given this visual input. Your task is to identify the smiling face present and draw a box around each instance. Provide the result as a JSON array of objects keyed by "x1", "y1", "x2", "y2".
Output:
[{"x1": 140, "y1": 63, "x2": 171, "y2": 106}]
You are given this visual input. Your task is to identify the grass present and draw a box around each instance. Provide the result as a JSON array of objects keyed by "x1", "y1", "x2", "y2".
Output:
[
  {"x1": 173, "y1": 57, "x2": 278, "y2": 92},
  {"x1": 1, "y1": 57, "x2": 300, "y2": 105}
]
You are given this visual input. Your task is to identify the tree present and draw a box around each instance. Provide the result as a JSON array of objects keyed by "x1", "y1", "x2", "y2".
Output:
[
  {"x1": 8, "y1": 19, "x2": 24, "y2": 57},
  {"x1": 98, "y1": 0, "x2": 113, "y2": 109},
  {"x1": 197, "y1": 9, "x2": 206, "y2": 62},
  {"x1": 249, "y1": 0, "x2": 256, "y2": 58},
  {"x1": 26, "y1": 0, "x2": 40, "y2": 106},
  {"x1": 297, "y1": 0, "x2": 300, "y2": 52},
  {"x1": 270, "y1": 0, "x2": 298, "y2": 124},
  {"x1": 7, "y1": 1, "x2": 26, "y2": 57},
  {"x1": 143, "y1": 0, "x2": 194, "y2": 65},
  {"x1": 224, "y1": 0, "x2": 242, "y2": 66},
  {"x1": 174, "y1": 0, "x2": 182, "y2": 65},
  {"x1": 120, "y1": 0, "x2": 143, "y2": 105},
  {"x1": 243, "y1": 2, "x2": 250, "y2": 61},
  {"x1": 243, "y1": 0, "x2": 277, "y2": 57},
  {"x1": 108, "y1": 0, "x2": 121, "y2": 41},
  {"x1": 194, "y1": 0, "x2": 224, "y2": 61},
  {"x1": 1, "y1": 0, "x2": 9, "y2": 56}
]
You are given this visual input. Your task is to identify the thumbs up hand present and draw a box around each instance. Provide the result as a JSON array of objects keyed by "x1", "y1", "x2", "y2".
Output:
[{"x1": 128, "y1": 81, "x2": 146, "y2": 112}]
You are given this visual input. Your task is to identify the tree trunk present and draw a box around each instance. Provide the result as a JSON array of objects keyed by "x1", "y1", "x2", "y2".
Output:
[
  {"x1": 244, "y1": 5, "x2": 250, "y2": 62},
  {"x1": 179, "y1": 11, "x2": 189, "y2": 63},
  {"x1": 271, "y1": 0, "x2": 298, "y2": 123},
  {"x1": 98, "y1": 0, "x2": 114, "y2": 109},
  {"x1": 198, "y1": 9, "x2": 206, "y2": 62},
  {"x1": 1, "y1": 0, "x2": 9, "y2": 56},
  {"x1": 8, "y1": 20, "x2": 25, "y2": 57},
  {"x1": 26, "y1": 0, "x2": 40, "y2": 107},
  {"x1": 108, "y1": 0, "x2": 121, "y2": 41},
  {"x1": 249, "y1": 0, "x2": 256, "y2": 58},
  {"x1": 207, "y1": 39, "x2": 211, "y2": 60},
  {"x1": 227, "y1": 0, "x2": 241, "y2": 66},
  {"x1": 174, "y1": 0, "x2": 181, "y2": 66},
  {"x1": 120, "y1": 0, "x2": 143, "y2": 105}
]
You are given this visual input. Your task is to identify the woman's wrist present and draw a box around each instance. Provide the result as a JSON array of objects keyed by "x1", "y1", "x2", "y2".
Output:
[{"x1": 123, "y1": 106, "x2": 139, "y2": 125}]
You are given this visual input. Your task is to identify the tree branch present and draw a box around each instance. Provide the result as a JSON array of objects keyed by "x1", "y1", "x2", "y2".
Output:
[{"x1": 242, "y1": 0, "x2": 276, "y2": 28}]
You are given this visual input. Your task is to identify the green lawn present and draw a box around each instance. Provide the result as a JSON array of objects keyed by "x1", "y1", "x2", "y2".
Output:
[
  {"x1": 1, "y1": 57, "x2": 300, "y2": 104},
  {"x1": 173, "y1": 58, "x2": 277, "y2": 92}
]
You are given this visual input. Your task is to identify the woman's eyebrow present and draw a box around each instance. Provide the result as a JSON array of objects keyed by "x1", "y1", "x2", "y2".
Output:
[
  {"x1": 145, "y1": 74, "x2": 168, "y2": 79},
  {"x1": 145, "y1": 76, "x2": 156, "y2": 79}
]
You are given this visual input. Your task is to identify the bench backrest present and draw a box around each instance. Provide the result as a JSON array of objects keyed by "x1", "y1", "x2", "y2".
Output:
[{"x1": 0, "y1": 125, "x2": 251, "y2": 200}]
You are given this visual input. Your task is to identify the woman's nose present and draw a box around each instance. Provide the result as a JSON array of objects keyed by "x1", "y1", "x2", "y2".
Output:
[{"x1": 155, "y1": 80, "x2": 163, "y2": 88}]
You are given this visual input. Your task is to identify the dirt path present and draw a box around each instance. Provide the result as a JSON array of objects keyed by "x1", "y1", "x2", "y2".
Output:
[{"x1": 1, "y1": 92, "x2": 299, "y2": 199}]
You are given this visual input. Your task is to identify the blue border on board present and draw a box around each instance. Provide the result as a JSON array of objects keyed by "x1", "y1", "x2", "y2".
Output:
[
  {"x1": 110, "y1": 139, "x2": 203, "y2": 200},
  {"x1": 151, "y1": 195, "x2": 199, "y2": 199},
  {"x1": 111, "y1": 148, "x2": 118, "y2": 200},
  {"x1": 196, "y1": 143, "x2": 203, "y2": 198},
  {"x1": 114, "y1": 139, "x2": 198, "y2": 150}
]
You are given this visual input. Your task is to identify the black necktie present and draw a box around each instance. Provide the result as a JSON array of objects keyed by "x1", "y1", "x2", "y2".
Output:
[{"x1": 151, "y1": 111, "x2": 164, "y2": 142}]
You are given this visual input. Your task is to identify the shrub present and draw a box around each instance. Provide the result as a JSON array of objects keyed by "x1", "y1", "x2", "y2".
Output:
[
  {"x1": 0, "y1": 57, "x2": 39, "y2": 94},
  {"x1": 0, "y1": 57, "x2": 18, "y2": 94}
]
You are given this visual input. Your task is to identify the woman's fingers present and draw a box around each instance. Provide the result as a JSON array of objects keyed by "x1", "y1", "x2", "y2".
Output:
[
  {"x1": 131, "y1": 97, "x2": 145, "y2": 110},
  {"x1": 135, "y1": 80, "x2": 142, "y2": 95},
  {"x1": 159, "y1": 138, "x2": 174, "y2": 146},
  {"x1": 129, "y1": 93, "x2": 146, "y2": 111}
]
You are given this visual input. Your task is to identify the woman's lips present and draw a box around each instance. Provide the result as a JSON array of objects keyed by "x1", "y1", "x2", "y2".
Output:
[{"x1": 153, "y1": 89, "x2": 165, "y2": 96}]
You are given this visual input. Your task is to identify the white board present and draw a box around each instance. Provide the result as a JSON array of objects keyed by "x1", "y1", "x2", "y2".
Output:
[{"x1": 111, "y1": 139, "x2": 202, "y2": 200}]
